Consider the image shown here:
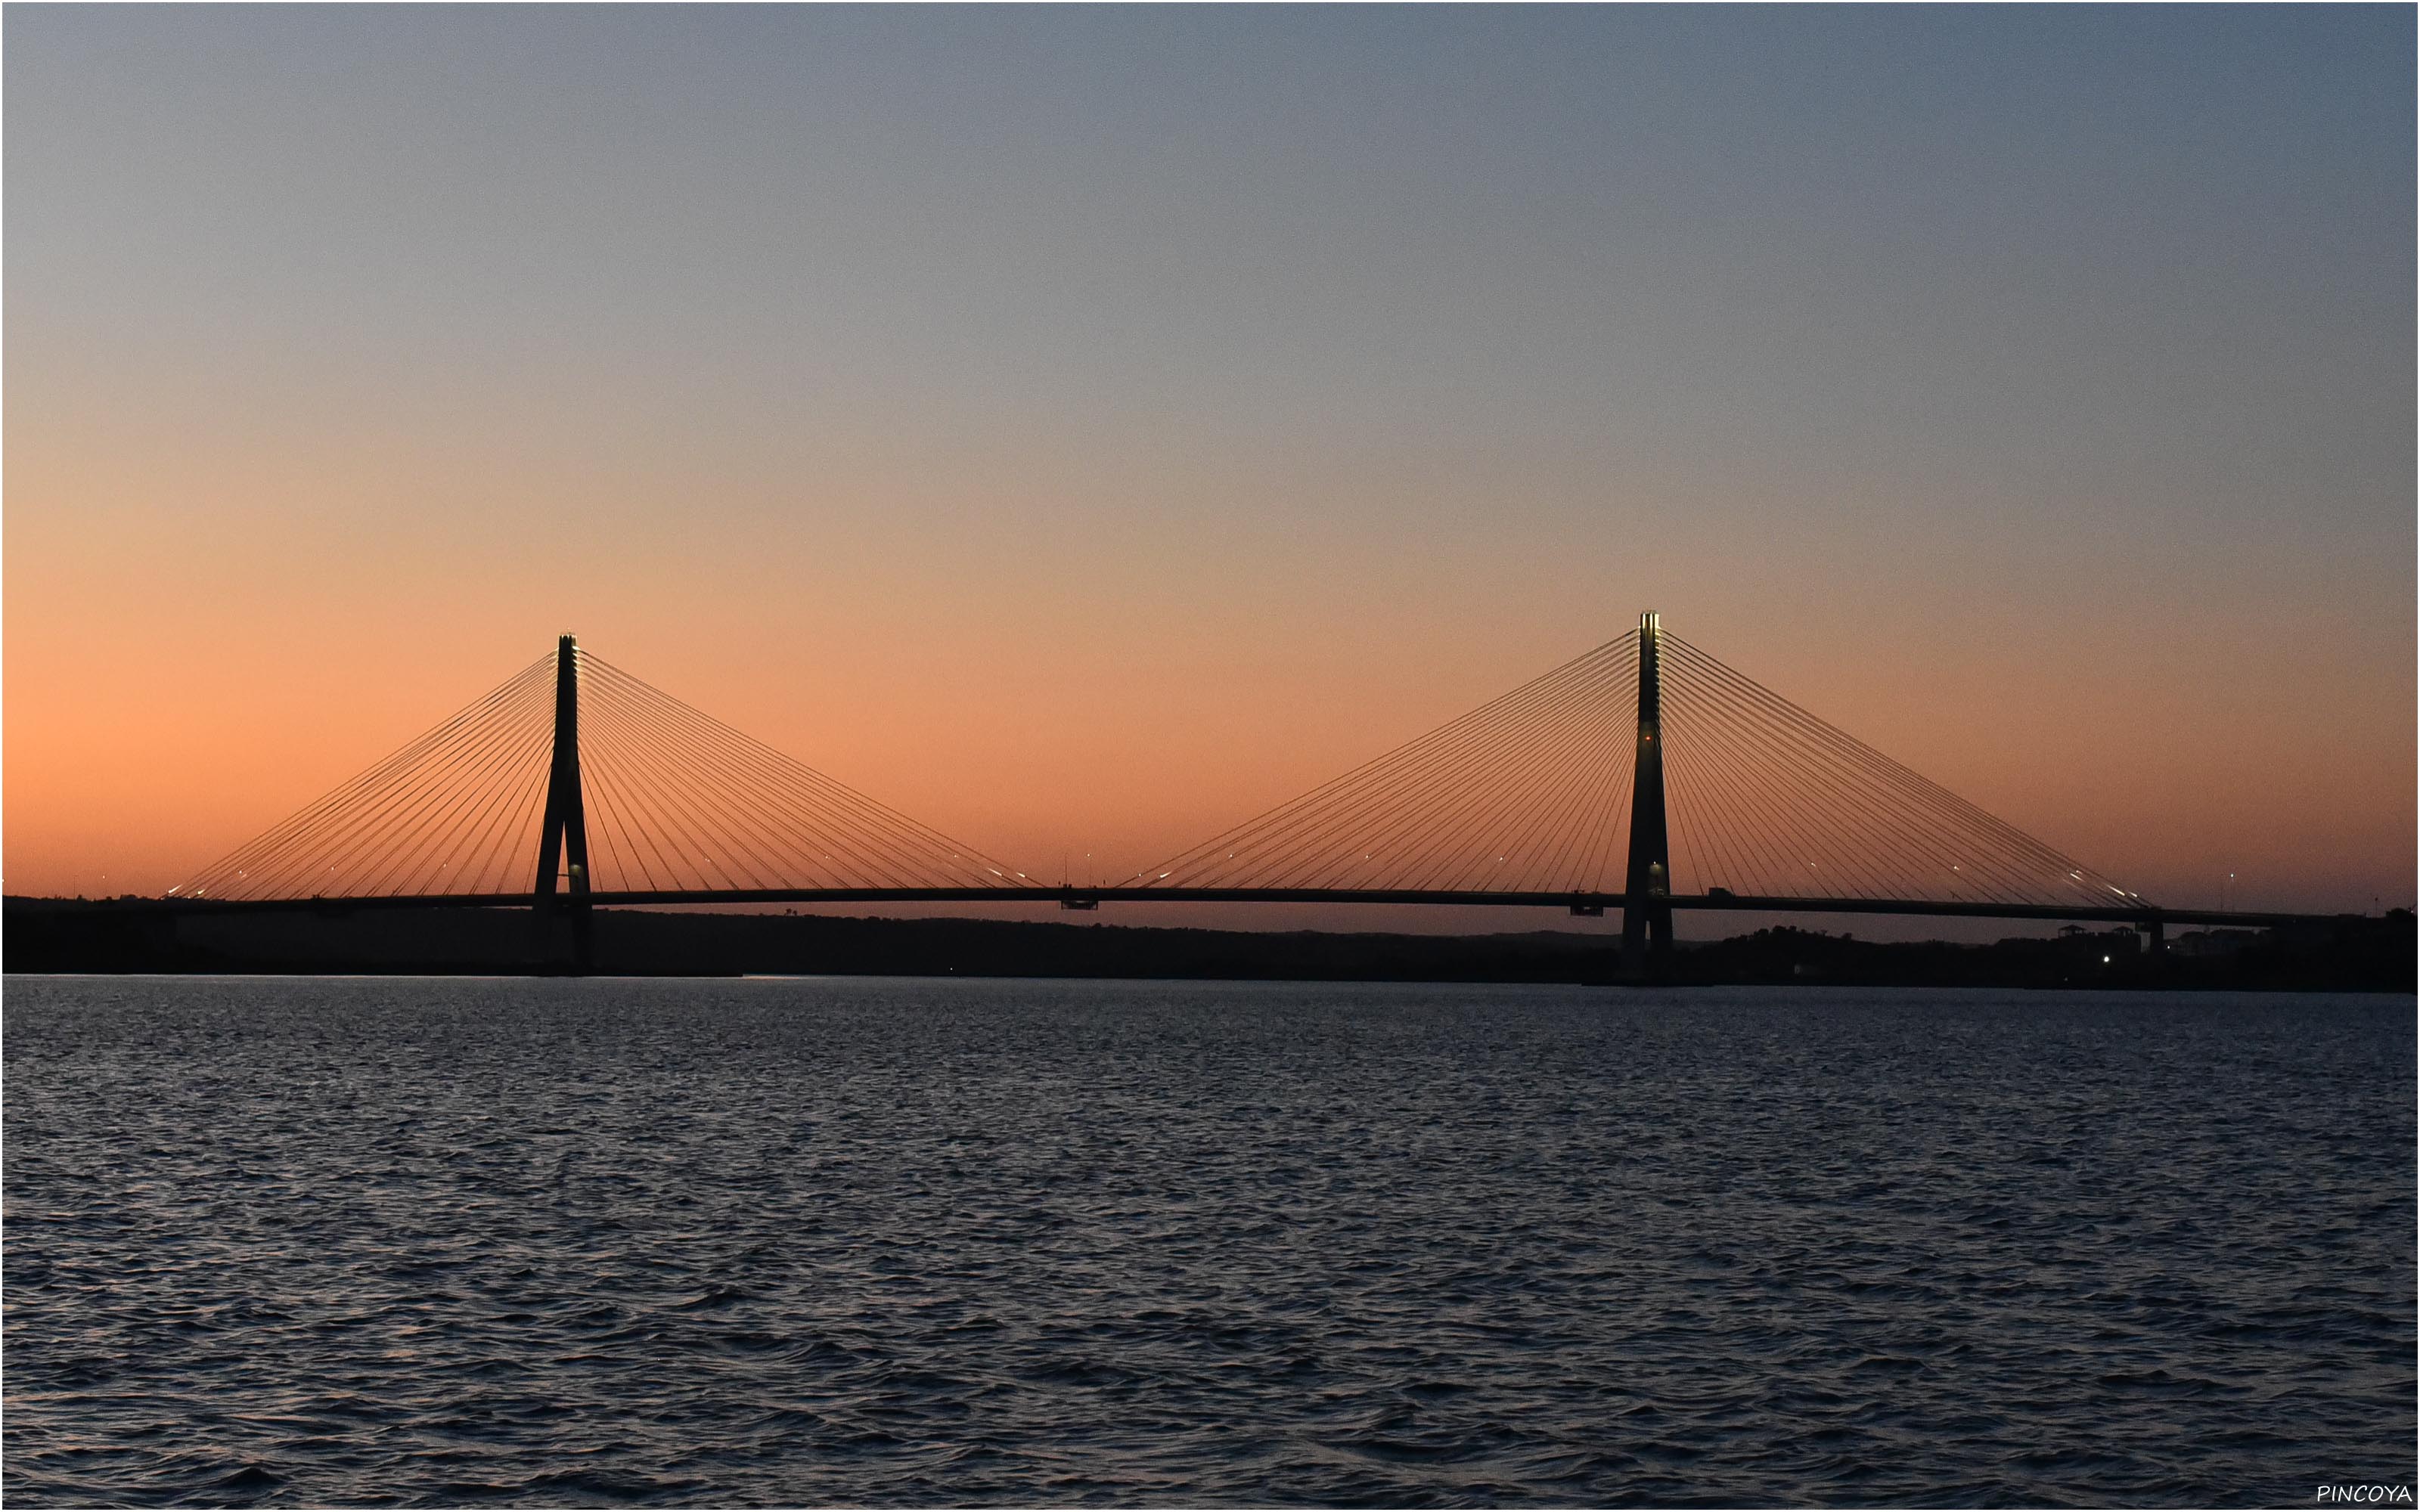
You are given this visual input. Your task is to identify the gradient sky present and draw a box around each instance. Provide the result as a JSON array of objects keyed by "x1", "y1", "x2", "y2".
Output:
[{"x1": 7, "y1": 5, "x2": 2412, "y2": 927}]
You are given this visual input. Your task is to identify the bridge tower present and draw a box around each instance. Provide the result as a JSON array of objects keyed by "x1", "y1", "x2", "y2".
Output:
[
  {"x1": 533, "y1": 634, "x2": 594, "y2": 969},
  {"x1": 1621, "y1": 610, "x2": 1674, "y2": 974}
]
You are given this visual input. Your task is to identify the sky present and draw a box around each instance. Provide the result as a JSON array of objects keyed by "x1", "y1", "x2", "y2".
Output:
[{"x1": 6, "y1": 5, "x2": 2412, "y2": 928}]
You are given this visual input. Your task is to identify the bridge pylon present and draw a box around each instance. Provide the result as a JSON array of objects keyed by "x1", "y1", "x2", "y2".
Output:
[
  {"x1": 532, "y1": 633, "x2": 594, "y2": 970},
  {"x1": 1621, "y1": 610, "x2": 1674, "y2": 975}
]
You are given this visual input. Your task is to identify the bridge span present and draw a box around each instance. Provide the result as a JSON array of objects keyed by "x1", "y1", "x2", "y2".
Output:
[
  {"x1": 163, "y1": 615, "x2": 2349, "y2": 970},
  {"x1": 146, "y1": 886, "x2": 2317, "y2": 933}
]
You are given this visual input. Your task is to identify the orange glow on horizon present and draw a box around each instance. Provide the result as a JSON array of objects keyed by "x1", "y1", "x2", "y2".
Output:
[{"x1": 6, "y1": 437, "x2": 2409, "y2": 924}]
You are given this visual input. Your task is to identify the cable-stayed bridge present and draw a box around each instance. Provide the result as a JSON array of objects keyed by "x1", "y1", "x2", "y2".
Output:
[{"x1": 164, "y1": 614, "x2": 2328, "y2": 971}]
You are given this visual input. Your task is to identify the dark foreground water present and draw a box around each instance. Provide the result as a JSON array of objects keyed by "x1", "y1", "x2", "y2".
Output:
[{"x1": 5, "y1": 978, "x2": 2412, "y2": 1507}]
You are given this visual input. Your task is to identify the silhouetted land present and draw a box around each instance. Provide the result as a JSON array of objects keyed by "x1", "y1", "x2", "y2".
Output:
[{"x1": 7, "y1": 897, "x2": 2409, "y2": 990}]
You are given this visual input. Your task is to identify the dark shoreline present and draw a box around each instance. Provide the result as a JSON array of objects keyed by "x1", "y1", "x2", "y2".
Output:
[{"x1": 8, "y1": 897, "x2": 2409, "y2": 991}]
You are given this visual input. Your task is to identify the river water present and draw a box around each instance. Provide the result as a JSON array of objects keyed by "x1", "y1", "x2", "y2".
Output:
[{"x1": 5, "y1": 976, "x2": 2412, "y2": 1505}]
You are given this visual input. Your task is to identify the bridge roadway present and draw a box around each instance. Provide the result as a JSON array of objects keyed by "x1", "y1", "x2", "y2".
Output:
[{"x1": 138, "y1": 888, "x2": 2338, "y2": 931}]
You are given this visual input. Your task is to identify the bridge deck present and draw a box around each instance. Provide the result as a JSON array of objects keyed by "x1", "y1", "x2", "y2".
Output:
[{"x1": 135, "y1": 888, "x2": 2337, "y2": 931}]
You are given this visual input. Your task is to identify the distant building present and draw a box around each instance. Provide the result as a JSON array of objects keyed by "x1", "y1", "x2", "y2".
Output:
[
  {"x1": 2028, "y1": 925, "x2": 2140, "y2": 960},
  {"x1": 2173, "y1": 928, "x2": 2260, "y2": 958}
]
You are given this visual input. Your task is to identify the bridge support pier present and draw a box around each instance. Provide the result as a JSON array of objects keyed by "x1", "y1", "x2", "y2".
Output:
[
  {"x1": 1620, "y1": 611, "x2": 1674, "y2": 979},
  {"x1": 533, "y1": 634, "x2": 594, "y2": 973}
]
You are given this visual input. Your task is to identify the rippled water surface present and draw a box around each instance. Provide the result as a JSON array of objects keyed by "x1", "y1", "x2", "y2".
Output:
[{"x1": 6, "y1": 977, "x2": 2412, "y2": 1506}]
